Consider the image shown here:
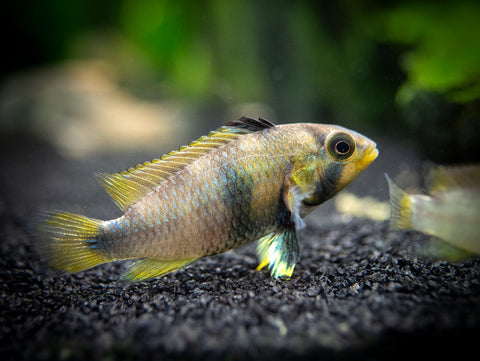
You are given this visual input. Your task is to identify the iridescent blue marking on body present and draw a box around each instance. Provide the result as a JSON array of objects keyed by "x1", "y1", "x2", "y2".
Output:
[
  {"x1": 140, "y1": 216, "x2": 146, "y2": 231},
  {"x1": 201, "y1": 180, "x2": 211, "y2": 203},
  {"x1": 85, "y1": 238, "x2": 97, "y2": 249},
  {"x1": 220, "y1": 167, "x2": 228, "y2": 185},
  {"x1": 176, "y1": 202, "x2": 184, "y2": 218},
  {"x1": 193, "y1": 196, "x2": 200, "y2": 208}
]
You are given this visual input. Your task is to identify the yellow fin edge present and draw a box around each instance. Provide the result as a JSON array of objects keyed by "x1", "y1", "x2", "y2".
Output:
[{"x1": 122, "y1": 257, "x2": 199, "y2": 281}]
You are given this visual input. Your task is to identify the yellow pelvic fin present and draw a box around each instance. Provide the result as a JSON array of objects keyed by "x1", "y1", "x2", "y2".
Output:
[
  {"x1": 96, "y1": 118, "x2": 270, "y2": 211},
  {"x1": 36, "y1": 211, "x2": 111, "y2": 274},
  {"x1": 385, "y1": 174, "x2": 413, "y2": 230},
  {"x1": 122, "y1": 257, "x2": 199, "y2": 281},
  {"x1": 256, "y1": 226, "x2": 299, "y2": 279}
]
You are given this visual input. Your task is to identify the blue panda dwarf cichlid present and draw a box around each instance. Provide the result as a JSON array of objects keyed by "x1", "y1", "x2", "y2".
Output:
[
  {"x1": 386, "y1": 165, "x2": 480, "y2": 260},
  {"x1": 36, "y1": 117, "x2": 378, "y2": 281}
]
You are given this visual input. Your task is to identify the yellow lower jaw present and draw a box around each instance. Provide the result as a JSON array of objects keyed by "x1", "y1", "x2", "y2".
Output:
[{"x1": 358, "y1": 146, "x2": 378, "y2": 171}]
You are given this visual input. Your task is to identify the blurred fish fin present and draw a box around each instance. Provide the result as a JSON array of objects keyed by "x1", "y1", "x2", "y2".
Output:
[
  {"x1": 96, "y1": 121, "x2": 258, "y2": 211},
  {"x1": 386, "y1": 174, "x2": 413, "y2": 230},
  {"x1": 425, "y1": 164, "x2": 480, "y2": 195},
  {"x1": 122, "y1": 257, "x2": 198, "y2": 281},
  {"x1": 35, "y1": 211, "x2": 111, "y2": 274},
  {"x1": 256, "y1": 226, "x2": 299, "y2": 279},
  {"x1": 415, "y1": 237, "x2": 474, "y2": 262}
]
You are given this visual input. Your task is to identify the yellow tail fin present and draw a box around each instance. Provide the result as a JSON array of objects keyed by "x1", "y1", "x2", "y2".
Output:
[{"x1": 36, "y1": 211, "x2": 111, "y2": 274}]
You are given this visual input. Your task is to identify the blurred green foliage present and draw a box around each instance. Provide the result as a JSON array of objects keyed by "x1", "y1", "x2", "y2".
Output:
[
  {"x1": 379, "y1": 1, "x2": 480, "y2": 104},
  {"x1": 3, "y1": 0, "x2": 480, "y2": 162}
]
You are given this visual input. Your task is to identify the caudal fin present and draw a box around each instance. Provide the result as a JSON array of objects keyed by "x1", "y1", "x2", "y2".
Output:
[
  {"x1": 35, "y1": 211, "x2": 111, "y2": 274},
  {"x1": 385, "y1": 174, "x2": 413, "y2": 230}
]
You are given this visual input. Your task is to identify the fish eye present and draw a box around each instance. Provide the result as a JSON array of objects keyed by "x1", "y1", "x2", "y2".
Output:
[{"x1": 326, "y1": 132, "x2": 356, "y2": 161}]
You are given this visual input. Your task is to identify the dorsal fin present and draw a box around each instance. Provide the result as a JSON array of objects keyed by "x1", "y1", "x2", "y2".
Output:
[
  {"x1": 426, "y1": 165, "x2": 480, "y2": 195},
  {"x1": 226, "y1": 116, "x2": 275, "y2": 131},
  {"x1": 97, "y1": 117, "x2": 275, "y2": 211}
]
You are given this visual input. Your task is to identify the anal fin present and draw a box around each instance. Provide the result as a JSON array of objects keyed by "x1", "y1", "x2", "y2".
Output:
[
  {"x1": 256, "y1": 226, "x2": 299, "y2": 278},
  {"x1": 416, "y1": 237, "x2": 474, "y2": 262},
  {"x1": 122, "y1": 257, "x2": 198, "y2": 281}
]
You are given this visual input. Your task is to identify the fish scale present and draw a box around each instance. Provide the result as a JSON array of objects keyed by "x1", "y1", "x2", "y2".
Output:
[{"x1": 36, "y1": 116, "x2": 378, "y2": 280}]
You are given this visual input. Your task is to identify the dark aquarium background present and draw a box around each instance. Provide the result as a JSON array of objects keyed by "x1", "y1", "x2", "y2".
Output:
[{"x1": 1, "y1": 0, "x2": 479, "y2": 163}]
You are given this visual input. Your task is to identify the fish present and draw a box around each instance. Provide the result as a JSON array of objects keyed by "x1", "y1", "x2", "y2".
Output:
[
  {"x1": 36, "y1": 116, "x2": 378, "y2": 281},
  {"x1": 386, "y1": 165, "x2": 480, "y2": 260}
]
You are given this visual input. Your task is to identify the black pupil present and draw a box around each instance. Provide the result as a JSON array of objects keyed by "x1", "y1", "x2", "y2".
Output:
[{"x1": 335, "y1": 140, "x2": 350, "y2": 154}]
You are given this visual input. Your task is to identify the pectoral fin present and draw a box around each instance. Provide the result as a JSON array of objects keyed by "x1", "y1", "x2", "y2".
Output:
[
  {"x1": 284, "y1": 184, "x2": 315, "y2": 229},
  {"x1": 256, "y1": 226, "x2": 300, "y2": 278},
  {"x1": 283, "y1": 158, "x2": 325, "y2": 229}
]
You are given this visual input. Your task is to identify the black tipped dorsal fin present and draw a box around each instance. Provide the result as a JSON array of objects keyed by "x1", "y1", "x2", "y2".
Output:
[
  {"x1": 97, "y1": 117, "x2": 274, "y2": 211},
  {"x1": 226, "y1": 116, "x2": 275, "y2": 131}
]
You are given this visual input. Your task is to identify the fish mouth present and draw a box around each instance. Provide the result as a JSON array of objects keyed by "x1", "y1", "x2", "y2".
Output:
[
  {"x1": 367, "y1": 145, "x2": 379, "y2": 163},
  {"x1": 358, "y1": 144, "x2": 379, "y2": 171}
]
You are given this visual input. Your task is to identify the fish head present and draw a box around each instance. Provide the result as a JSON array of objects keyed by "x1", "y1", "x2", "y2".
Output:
[
  {"x1": 319, "y1": 125, "x2": 378, "y2": 198},
  {"x1": 293, "y1": 124, "x2": 378, "y2": 210}
]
